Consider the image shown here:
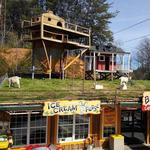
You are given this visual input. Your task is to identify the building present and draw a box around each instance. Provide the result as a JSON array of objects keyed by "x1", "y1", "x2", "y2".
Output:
[
  {"x1": 85, "y1": 45, "x2": 132, "y2": 80},
  {"x1": 0, "y1": 91, "x2": 150, "y2": 150},
  {"x1": 22, "y1": 10, "x2": 91, "y2": 79}
]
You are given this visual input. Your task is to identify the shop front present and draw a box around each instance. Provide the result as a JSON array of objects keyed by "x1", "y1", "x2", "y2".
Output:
[
  {"x1": 43, "y1": 100, "x2": 101, "y2": 149},
  {"x1": 1, "y1": 94, "x2": 150, "y2": 149}
]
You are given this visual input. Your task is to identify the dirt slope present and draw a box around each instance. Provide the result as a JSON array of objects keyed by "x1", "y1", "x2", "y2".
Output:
[{"x1": 0, "y1": 48, "x2": 31, "y2": 68}]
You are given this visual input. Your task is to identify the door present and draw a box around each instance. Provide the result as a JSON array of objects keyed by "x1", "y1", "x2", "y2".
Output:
[
  {"x1": 105, "y1": 56, "x2": 110, "y2": 70},
  {"x1": 121, "y1": 109, "x2": 146, "y2": 145}
]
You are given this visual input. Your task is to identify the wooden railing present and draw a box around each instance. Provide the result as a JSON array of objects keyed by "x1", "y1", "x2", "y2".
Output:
[{"x1": 65, "y1": 22, "x2": 90, "y2": 35}]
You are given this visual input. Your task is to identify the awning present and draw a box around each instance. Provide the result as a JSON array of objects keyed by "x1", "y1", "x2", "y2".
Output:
[
  {"x1": 120, "y1": 101, "x2": 141, "y2": 110},
  {"x1": 0, "y1": 104, "x2": 43, "y2": 111}
]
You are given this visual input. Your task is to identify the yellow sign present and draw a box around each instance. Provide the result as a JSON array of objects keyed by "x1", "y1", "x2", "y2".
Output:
[
  {"x1": 142, "y1": 91, "x2": 150, "y2": 111},
  {"x1": 43, "y1": 100, "x2": 101, "y2": 116}
]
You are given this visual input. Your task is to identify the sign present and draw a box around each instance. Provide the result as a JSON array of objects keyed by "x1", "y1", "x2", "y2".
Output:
[
  {"x1": 104, "y1": 107, "x2": 116, "y2": 126},
  {"x1": 43, "y1": 100, "x2": 100, "y2": 116},
  {"x1": 142, "y1": 91, "x2": 150, "y2": 111}
]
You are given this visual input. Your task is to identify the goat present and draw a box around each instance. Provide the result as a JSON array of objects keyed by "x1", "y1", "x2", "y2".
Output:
[
  {"x1": 8, "y1": 76, "x2": 21, "y2": 88},
  {"x1": 119, "y1": 76, "x2": 130, "y2": 85}
]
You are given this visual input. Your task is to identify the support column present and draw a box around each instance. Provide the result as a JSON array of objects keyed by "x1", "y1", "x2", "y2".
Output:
[
  {"x1": 93, "y1": 51, "x2": 96, "y2": 82},
  {"x1": 122, "y1": 54, "x2": 124, "y2": 71},
  {"x1": 32, "y1": 43, "x2": 35, "y2": 79},
  {"x1": 128, "y1": 54, "x2": 131, "y2": 75},
  {"x1": 61, "y1": 52, "x2": 65, "y2": 80},
  {"x1": 111, "y1": 53, "x2": 114, "y2": 81},
  {"x1": 49, "y1": 54, "x2": 52, "y2": 79}
]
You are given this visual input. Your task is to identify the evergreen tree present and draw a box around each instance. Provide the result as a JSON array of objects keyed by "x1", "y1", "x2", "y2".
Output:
[{"x1": 46, "y1": 0, "x2": 116, "y2": 46}]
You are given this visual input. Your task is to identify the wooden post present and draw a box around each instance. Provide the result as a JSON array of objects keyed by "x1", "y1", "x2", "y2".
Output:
[
  {"x1": 49, "y1": 54, "x2": 52, "y2": 79},
  {"x1": 122, "y1": 54, "x2": 124, "y2": 71},
  {"x1": 32, "y1": 43, "x2": 35, "y2": 79},
  {"x1": 42, "y1": 40, "x2": 51, "y2": 76},
  {"x1": 61, "y1": 52, "x2": 65, "y2": 80},
  {"x1": 41, "y1": 13, "x2": 43, "y2": 39},
  {"x1": 47, "y1": 117, "x2": 51, "y2": 145},
  {"x1": 111, "y1": 53, "x2": 114, "y2": 81},
  {"x1": 115, "y1": 103, "x2": 118, "y2": 134},
  {"x1": 128, "y1": 54, "x2": 131, "y2": 75},
  {"x1": 147, "y1": 111, "x2": 150, "y2": 144},
  {"x1": 82, "y1": 54, "x2": 85, "y2": 93},
  {"x1": 89, "y1": 28, "x2": 92, "y2": 47},
  {"x1": 93, "y1": 51, "x2": 96, "y2": 82}
]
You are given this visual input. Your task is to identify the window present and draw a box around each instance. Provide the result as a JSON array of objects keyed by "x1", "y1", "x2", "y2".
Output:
[
  {"x1": 110, "y1": 55, "x2": 116, "y2": 62},
  {"x1": 57, "y1": 22, "x2": 62, "y2": 27},
  {"x1": 48, "y1": 18, "x2": 51, "y2": 21},
  {"x1": 10, "y1": 112, "x2": 47, "y2": 146},
  {"x1": 30, "y1": 114, "x2": 46, "y2": 144},
  {"x1": 99, "y1": 55, "x2": 105, "y2": 61},
  {"x1": 10, "y1": 114, "x2": 28, "y2": 145},
  {"x1": 58, "y1": 115, "x2": 89, "y2": 143},
  {"x1": 37, "y1": 17, "x2": 39, "y2": 21}
]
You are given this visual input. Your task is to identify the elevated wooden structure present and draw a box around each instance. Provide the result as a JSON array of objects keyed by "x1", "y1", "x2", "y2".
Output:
[
  {"x1": 22, "y1": 11, "x2": 91, "y2": 78},
  {"x1": 85, "y1": 46, "x2": 133, "y2": 80}
]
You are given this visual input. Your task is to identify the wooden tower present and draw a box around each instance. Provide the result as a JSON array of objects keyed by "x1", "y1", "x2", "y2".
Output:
[{"x1": 22, "y1": 11, "x2": 91, "y2": 79}]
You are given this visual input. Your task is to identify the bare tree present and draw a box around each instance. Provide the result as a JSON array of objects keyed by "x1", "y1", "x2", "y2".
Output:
[{"x1": 135, "y1": 38, "x2": 150, "y2": 79}]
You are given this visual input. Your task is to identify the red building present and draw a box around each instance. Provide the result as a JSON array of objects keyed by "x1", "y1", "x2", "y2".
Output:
[{"x1": 85, "y1": 45, "x2": 133, "y2": 80}]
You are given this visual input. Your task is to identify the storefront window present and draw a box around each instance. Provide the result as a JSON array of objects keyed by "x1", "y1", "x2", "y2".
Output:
[
  {"x1": 58, "y1": 115, "x2": 89, "y2": 142},
  {"x1": 30, "y1": 114, "x2": 46, "y2": 144},
  {"x1": 10, "y1": 112, "x2": 47, "y2": 146},
  {"x1": 10, "y1": 114, "x2": 28, "y2": 145}
]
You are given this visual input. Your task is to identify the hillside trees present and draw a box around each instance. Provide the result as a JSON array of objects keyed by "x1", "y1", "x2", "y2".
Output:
[
  {"x1": 135, "y1": 38, "x2": 150, "y2": 79},
  {"x1": 47, "y1": 0, "x2": 116, "y2": 46}
]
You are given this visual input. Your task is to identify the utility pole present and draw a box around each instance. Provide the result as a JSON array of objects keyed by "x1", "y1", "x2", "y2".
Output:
[{"x1": 0, "y1": 0, "x2": 6, "y2": 44}]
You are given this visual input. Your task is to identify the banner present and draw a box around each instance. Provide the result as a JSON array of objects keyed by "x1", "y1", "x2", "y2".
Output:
[
  {"x1": 43, "y1": 100, "x2": 101, "y2": 116},
  {"x1": 142, "y1": 91, "x2": 150, "y2": 111}
]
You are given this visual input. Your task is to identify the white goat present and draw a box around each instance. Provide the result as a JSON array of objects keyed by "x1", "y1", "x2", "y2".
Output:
[
  {"x1": 8, "y1": 76, "x2": 21, "y2": 88},
  {"x1": 119, "y1": 76, "x2": 129, "y2": 85}
]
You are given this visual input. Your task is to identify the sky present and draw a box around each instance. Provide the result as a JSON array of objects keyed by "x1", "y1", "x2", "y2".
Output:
[{"x1": 108, "y1": 0, "x2": 150, "y2": 68}]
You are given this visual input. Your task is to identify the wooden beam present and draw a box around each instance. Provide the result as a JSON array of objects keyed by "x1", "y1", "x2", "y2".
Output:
[
  {"x1": 42, "y1": 40, "x2": 51, "y2": 71},
  {"x1": 93, "y1": 51, "x2": 96, "y2": 81},
  {"x1": 47, "y1": 117, "x2": 51, "y2": 145},
  {"x1": 111, "y1": 53, "x2": 114, "y2": 81},
  {"x1": 64, "y1": 49, "x2": 87, "y2": 70},
  {"x1": 31, "y1": 43, "x2": 35, "y2": 79}
]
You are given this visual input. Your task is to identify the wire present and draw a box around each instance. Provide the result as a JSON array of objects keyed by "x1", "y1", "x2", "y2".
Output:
[
  {"x1": 124, "y1": 33, "x2": 150, "y2": 43},
  {"x1": 114, "y1": 17, "x2": 150, "y2": 34}
]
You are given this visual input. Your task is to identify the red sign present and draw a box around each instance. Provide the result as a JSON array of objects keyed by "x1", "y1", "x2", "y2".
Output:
[{"x1": 104, "y1": 107, "x2": 116, "y2": 126}]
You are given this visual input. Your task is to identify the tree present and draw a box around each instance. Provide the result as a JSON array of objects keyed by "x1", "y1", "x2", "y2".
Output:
[
  {"x1": 135, "y1": 38, "x2": 150, "y2": 79},
  {"x1": 46, "y1": 0, "x2": 117, "y2": 46}
]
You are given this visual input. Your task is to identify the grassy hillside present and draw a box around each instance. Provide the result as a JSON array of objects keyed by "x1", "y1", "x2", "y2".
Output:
[{"x1": 0, "y1": 78, "x2": 149, "y2": 103}]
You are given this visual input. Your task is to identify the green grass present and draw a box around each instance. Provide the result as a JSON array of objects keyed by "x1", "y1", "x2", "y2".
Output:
[{"x1": 0, "y1": 78, "x2": 150, "y2": 103}]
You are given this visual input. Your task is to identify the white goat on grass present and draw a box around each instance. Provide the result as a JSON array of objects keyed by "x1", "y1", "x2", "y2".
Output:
[
  {"x1": 8, "y1": 76, "x2": 21, "y2": 88},
  {"x1": 119, "y1": 76, "x2": 129, "y2": 85},
  {"x1": 119, "y1": 76, "x2": 132, "y2": 90}
]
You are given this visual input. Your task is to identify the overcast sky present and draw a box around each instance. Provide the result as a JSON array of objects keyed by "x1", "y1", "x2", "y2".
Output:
[{"x1": 108, "y1": 0, "x2": 150, "y2": 68}]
